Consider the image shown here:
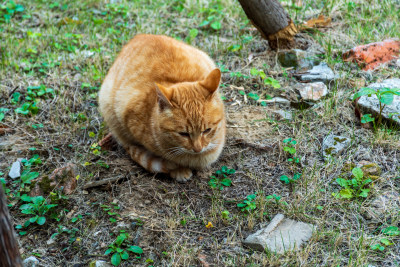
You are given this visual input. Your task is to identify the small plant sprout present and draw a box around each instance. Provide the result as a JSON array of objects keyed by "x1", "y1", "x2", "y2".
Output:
[
  {"x1": 266, "y1": 194, "x2": 288, "y2": 206},
  {"x1": 280, "y1": 173, "x2": 302, "y2": 185},
  {"x1": 250, "y1": 68, "x2": 281, "y2": 89},
  {"x1": 208, "y1": 166, "x2": 235, "y2": 191},
  {"x1": 237, "y1": 193, "x2": 257, "y2": 212},
  {"x1": 353, "y1": 86, "x2": 400, "y2": 128},
  {"x1": 221, "y1": 210, "x2": 230, "y2": 220},
  {"x1": 283, "y1": 138, "x2": 300, "y2": 163},
  {"x1": 370, "y1": 226, "x2": 400, "y2": 251},
  {"x1": 105, "y1": 230, "x2": 143, "y2": 266},
  {"x1": 333, "y1": 167, "x2": 372, "y2": 199},
  {"x1": 19, "y1": 194, "x2": 58, "y2": 227}
]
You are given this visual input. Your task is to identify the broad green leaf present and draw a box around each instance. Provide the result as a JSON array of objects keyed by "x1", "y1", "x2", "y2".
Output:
[
  {"x1": 352, "y1": 167, "x2": 363, "y2": 180},
  {"x1": 247, "y1": 92, "x2": 259, "y2": 101},
  {"x1": 382, "y1": 226, "x2": 400, "y2": 236},
  {"x1": 210, "y1": 21, "x2": 221, "y2": 30},
  {"x1": 20, "y1": 170, "x2": 39, "y2": 184},
  {"x1": 115, "y1": 234, "x2": 127, "y2": 246},
  {"x1": 247, "y1": 194, "x2": 257, "y2": 201},
  {"x1": 352, "y1": 87, "x2": 376, "y2": 100},
  {"x1": 0, "y1": 113, "x2": 4, "y2": 122},
  {"x1": 380, "y1": 92, "x2": 394, "y2": 105},
  {"x1": 339, "y1": 188, "x2": 353, "y2": 199},
  {"x1": 221, "y1": 178, "x2": 232, "y2": 186},
  {"x1": 250, "y1": 68, "x2": 259, "y2": 76},
  {"x1": 37, "y1": 216, "x2": 46, "y2": 225},
  {"x1": 280, "y1": 175, "x2": 290, "y2": 184},
  {"x1": 111, "y1": 252, "x2": 121, "y2": 266},
  {"x1": 380, "y1": 238, "x2": 393, "y2": 246},
  {"x1": 358, "y1": 189, "x2": 369, "y2": 198},
  {"x1": 121, "y1": 250, "x2": 129, "y2": 260},
  {"x1": 128, "y1": 245, "x2": 143, "y2": 254},
  {"x1": 105, "y1": 248, "x2": 114, "y2": 255}
]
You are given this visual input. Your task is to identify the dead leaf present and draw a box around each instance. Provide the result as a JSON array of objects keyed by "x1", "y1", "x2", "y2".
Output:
[
  {"x1": 198, "y1": 254, "x2": 210, "y2": 267},
  {"x1": 58, "y1": 17, "x2": 83, "y2": 26},
  {"x1": 301, "y1": 15, "x2": 332, "y2": 29}
]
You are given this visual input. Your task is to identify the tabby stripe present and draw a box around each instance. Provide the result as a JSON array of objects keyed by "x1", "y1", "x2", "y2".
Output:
[{"x1": 126, "y1": 145, "x2": 168, "y2": 173}]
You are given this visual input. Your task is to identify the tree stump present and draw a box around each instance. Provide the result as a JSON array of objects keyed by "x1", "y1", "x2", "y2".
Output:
[
  {"x1": 0, "y1": 186, "x2": 22, "y2": 267},
  {"x1": 238, "y1": 0, "x2": 298, "y2": 50}
]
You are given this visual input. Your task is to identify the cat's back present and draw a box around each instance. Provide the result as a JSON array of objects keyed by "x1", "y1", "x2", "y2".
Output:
[{"x1": 106, "y1": 34, "x2": 216, "y2": 87}]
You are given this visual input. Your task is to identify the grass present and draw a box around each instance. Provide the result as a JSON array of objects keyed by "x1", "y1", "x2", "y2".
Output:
[{"x1": 1, "y1": 0, "x2": 400, "y2": 266}]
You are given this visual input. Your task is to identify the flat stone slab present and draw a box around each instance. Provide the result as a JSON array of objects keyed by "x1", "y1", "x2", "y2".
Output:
[
  {"x1": 357, "y1": 78, "x2": 400, "y2": 126},
  {"x1": 322, "y1": 134, "x2": 351, "y2": 160},
  {"x1": 243, "y1": 214, "x2": 315, "y2": 254},
  {"x1": 262, "y1": 97, "x2": 290, "y2": 107},
  {"x1": 295, "y1": 82, "x2": 328, "y2": 101},
  {"x1": 272, "y1": 110, "x2": 293, "y2": 121},
  {"x1": 299, "y1": 63, "x2": 336, "y2": 83}
]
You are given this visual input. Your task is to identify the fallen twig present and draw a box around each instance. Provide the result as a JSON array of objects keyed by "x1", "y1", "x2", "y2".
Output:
[
  {"x1": 231, "y1": 138, "x2": 276, "y2": 152},
  {"x1": 83, "y1": 175, "x2": 126, "y2": 189}
]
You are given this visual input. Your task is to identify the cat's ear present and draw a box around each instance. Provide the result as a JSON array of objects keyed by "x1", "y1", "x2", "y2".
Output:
[
  {"x1": 199, "y1": 68, "x2": 221, "y2": 95},
  {"x1": 155, "y1": 83, "x2": 172, "y2": 109}
]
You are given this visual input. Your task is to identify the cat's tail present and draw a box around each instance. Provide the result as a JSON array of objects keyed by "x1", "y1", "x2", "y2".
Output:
[{"x1": 124, "y1": 144, "x2": 177, "y2": 174}]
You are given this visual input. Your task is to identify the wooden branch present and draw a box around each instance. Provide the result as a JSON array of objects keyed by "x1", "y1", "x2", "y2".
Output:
[
  {"x1": 83, "y1": 175, "x2": 125, "y2": 189},
  {"x1": 0, "y1": 187, "x2": 22, "y2": 267}
]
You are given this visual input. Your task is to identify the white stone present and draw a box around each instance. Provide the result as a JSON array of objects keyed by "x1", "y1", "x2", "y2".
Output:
[
  {"x1": 296, "y1": 82, "x2": 328, "y2": 101},
  {"x1": 262, "y1": 97, "x2": 290, "y2": 107},
  {"x1": 90, "y1": 260, "x2": 111, "y2": 267},
  {"x1": 300, "y1": 63, "x2": 336, "y2": 83},
  {"x1": 23, "y1": 256, "x2": 39, "y2": 267},
  {"x1": 272, "y1": 110, "x2": 293, "y2": 121},
  {"x1": 322, "y1": 135, "x2": 351, "y2": 160},
  {"x1": 243, "y1": 214, "x2": 315, "y2": 253},
  {"x1": 8, "y1": 159, "x2": 22, "y2": 179},
  {"x1": 357, "y1": 78, "x2": 400, "y2": 126}
]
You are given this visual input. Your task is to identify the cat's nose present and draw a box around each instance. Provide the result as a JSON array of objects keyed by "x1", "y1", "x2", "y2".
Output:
[{"x1": 193, "y1": 146, "x2": 202, "y2": 153}]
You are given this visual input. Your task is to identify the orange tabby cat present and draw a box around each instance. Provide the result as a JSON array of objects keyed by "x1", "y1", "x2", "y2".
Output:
[{"x1": 99, "y1": 34, "x2": 226, "y2": 182}]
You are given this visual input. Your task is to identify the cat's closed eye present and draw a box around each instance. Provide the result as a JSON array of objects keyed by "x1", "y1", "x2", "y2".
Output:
[
  {"x1": 203, "y1": 128, "x2": 211, "y2": 134},
  {"x1": 179, "y1": 132, "x2": 190, "y2": 137}
]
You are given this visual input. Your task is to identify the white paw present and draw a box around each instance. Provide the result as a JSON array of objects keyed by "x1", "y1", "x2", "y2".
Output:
[{"x1": 170, "y1": 168, "x2": 193, "y2": 183}]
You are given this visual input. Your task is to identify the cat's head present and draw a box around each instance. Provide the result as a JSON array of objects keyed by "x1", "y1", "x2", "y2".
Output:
[{"x1": 154, "y1": 68, "x2": 225, "y2": 157}]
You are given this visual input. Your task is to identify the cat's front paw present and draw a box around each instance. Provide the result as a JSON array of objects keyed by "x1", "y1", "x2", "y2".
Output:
[{"x1": 170, "y1": 168, "x2": 193, "y2": 183}]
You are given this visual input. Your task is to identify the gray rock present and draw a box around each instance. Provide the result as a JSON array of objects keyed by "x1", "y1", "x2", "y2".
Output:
[
  {"x1": 299, "y1": 63, "x2": 336, "y2": 83},
  {"x1": 369, "y1": 191, "x2": 399, "y2": 218},
  {"x1": 262, "y1": 97, "x2": 290, "y2": 107},
  {"x1": 357, "y1": 78, "x2": 400, "y2": 126},
  {"x1": 295, "y1": 82, "x2": 328, "y2": 101},
  {"x1": 243, "y1": 214, "x2": 315, "y2": 253},
  {"x1": 8, "y1": 159, "x2": 22, "y2": 179},
  {"x1": 23, "y1": 256, "x2": 39, "y2": 267},
  {"x1": 278, "y1": 49, "x2": 318, "y2": 70},
  {"x1": 272, "y1": 110, "x2": 293, "y2": 121},
  {"x1": 322, "y1": 135, "x2": 351, "y2": 160}
]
